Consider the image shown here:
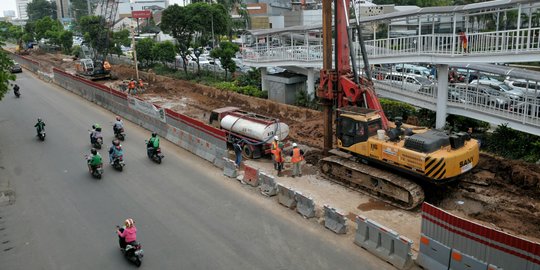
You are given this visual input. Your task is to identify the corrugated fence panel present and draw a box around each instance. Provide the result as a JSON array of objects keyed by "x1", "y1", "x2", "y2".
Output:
[{"x1": 421, "y1": 203, "x2": 540, "y2": 270}]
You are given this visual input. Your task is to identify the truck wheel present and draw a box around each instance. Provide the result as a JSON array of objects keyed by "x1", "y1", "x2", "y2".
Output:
[{"x1": 242, "y1": 145, "x2": 253, "y2": 159}]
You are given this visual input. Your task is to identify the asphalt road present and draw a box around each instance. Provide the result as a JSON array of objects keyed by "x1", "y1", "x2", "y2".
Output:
[{"x1": 0, "y1": 71, "x2": 393, "y2": 269}]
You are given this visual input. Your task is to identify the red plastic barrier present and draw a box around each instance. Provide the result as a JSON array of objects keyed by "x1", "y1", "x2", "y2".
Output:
[{"x1": 242, "y1": 165, "x2": 259, "y2": 187}]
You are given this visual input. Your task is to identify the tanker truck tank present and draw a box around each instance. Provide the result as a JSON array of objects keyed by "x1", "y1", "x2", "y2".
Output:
[{"x1": 220, "y1": 115, "x2": 289, "y2": 142}]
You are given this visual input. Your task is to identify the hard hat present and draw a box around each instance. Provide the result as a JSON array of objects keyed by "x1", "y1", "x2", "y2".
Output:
[
  {"x1": 124, "y1": 218, "x2": 134, "y2": 227},
  {"x1": 274, "y1": 136, "x2": 279, "y2": 141},
  {"x1": 293, "y1": 143, "x2": 298, "y2": 147}
]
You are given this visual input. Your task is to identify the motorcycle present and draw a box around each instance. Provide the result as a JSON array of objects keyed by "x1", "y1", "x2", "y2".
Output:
[
  {"x1": 114, "y1": 127, "x2": 125, "y2": 141},
  {"x1": 14, "y1": 89, "x2": 20, "y2": 98},
  {"x1": 146, "y1": 143, "x2": 164, "y2": 164},
  {"x1": 111, "y1": 155, "x2": 125, "y2": 171},
  {"x1": 93, "y1": 137, "x2": 103, "y2": 149},
  {"x1": 37, "y1": 129, "x2": 46, "y2": 141},
  {"x1": 116, "y1": 226, "x2": 144, "y2": 267},
  {"x1": 89, "y1": 164, "x2": 103, "y2": 179}
]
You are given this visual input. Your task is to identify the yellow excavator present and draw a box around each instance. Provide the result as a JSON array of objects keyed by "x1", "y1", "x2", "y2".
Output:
[{"x1": 317, "y1": 0, "x2": 479, "y2": 209}]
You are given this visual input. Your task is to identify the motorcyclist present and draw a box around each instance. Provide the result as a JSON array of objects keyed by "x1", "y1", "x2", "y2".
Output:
[
  {"x1": 34, "y1": 118, "x2": 45, "y2": 136},
  {"x1": 147, "y1": 132, "x2": 160, "y2": 157},
  {"x1": 87, "y1": 148, "x2": 103, "y2": 173},
  {"x1": 91, "y1": 125, "x2": 103, "y2": 145},
  {"x1": 13, "y1": 84, "x2": 20, "y2": 96},
  {"x1": 108, "y1": 139, "x2": 124, "y2": 164},
  {"x1": 113, "y1": 116, "x2": 124, "y2": 136},
  {"x1": 116, "y1": 218, "x2": 137, "y2": 250}
]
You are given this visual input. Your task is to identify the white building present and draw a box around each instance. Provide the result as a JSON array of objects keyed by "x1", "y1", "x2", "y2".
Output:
[
  {"x1": 16, "y1": 0, "x2": 31, "y2": 20},
  {"x1": 3, "y1": 10, "x2": 16, "y2": 18}
]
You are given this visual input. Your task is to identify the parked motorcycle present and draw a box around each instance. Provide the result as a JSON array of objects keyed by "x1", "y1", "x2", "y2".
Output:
[
  {"x1": 111, "y1": 155, "x2": 125, "y2": 171},
  {"x1": 116, "y1": 226, "x2": 144, "y2": 267},
  {"x1": 13, "y1": 85, "x2": 20, "y2": 98},
  {"x1": 146, "y1": 142, "x2": 164, "y2": 164},
  {"x1": 114, "y1": 127, "x2": 125, "y2": 141},
  {"x1": 37, "y1": 130, "x2": 46, "y2": 141}
]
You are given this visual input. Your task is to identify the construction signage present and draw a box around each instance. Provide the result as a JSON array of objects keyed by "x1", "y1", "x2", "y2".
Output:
[{"x1": 131, "y1": 10, "x2": 151, "y2": 19}]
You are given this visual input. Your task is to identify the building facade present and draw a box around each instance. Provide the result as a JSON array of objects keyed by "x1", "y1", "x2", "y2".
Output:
[
  {"x1": 56, "y1": 0, "x2": 71, "y2": 19},
  {"x1": 15, "y1": 0, "x2": 31, "y2": 20}
]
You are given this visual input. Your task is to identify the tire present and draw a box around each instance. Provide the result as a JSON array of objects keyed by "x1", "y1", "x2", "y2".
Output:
[
  {"x1": 96, "y1": 174, "x2": 102, "y2": 179},
  {"x1": 135, "y1": 258, "x2": 141, "y2": 267},
  {"x1": 156, "y1": 157, "x2": 162, "y2": 164},
  {"x1": 118, "y1": 166, "x2": 123, "y2": 172},
  {"x1": 242, "y1": 145, "x2": 253, "y2": 159}
]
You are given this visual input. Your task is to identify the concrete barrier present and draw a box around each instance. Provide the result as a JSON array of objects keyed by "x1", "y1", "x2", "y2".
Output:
[
  {"x1": 277, "y1": 184, "x2": 297, "y2": 209},
  {"x1": 295, "y1": 192, "x2": 315, "y2": 218},
  {"x1": 259, "y1": 172, "x2": 278, "y2": 196},
  {"x1": 323, "y1": 205, "x2": 348, "y2": 234},
  {"x1": 222, "y1": 158, "x2": 238, "y2": 178},
  {"x1": 242, "y1": 164, "x2": 259, "y2": 187},
  {"x1": 355, "y1": 216, "x2": 414, "y2": 270},
  {"x1": 417, "y1": 234, "x2": 452, "y2": 270},
  {"x1": 450, "y1": 249, "x2": 491, "y2": 270}
]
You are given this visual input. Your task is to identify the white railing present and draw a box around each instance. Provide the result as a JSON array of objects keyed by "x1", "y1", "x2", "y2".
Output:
[{"x1": 243, "y1": 28, "x2": 540, "y2": 64}]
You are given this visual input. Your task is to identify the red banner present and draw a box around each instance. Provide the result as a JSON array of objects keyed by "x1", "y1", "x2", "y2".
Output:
[{"x1": 131, "y1": 10, "x2": 151, "y2": 19}]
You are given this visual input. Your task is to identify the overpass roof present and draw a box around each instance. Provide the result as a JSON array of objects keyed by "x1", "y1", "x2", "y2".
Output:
[{"x1": 248, "y1": 0, "x2": 538, "y2": 36}]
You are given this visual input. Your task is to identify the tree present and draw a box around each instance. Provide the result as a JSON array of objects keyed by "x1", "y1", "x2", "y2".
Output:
[
  {"x1": 210, "y1": 41, "x2": 239, "y2": 79},
  {"x1": 136, "y1": 38, "x2": 156, "y2": 66},
  {"x1": 59, "y1": 30, "x2": 73, "y2": 53},
  {"x1": 34, "y1": 16, "x2": 62, "y2": 41},
  {"x1": 0, "y1": 41, "x2": 16, "y2": 101},
  {"x1": 160, "y1": 4, "x2": 196, "y2": 75},
  {"x1": 70, "y1": 0, "x2": 90, "y2": 21},
  {"x1": 27, "y1": 0, "x2": 57, "y2": 22},
  {"x1": 152, "y1": 41, "x2": 176, "y2": 65},
  {"x1": 110, "y1": 29, "x2": 130, "y2": 56},
  {"x1": 78, "y1": 15, "x2": 110, "y2": 57}
]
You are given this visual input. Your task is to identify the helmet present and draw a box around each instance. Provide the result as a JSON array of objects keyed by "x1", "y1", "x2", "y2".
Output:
[
  {"x1": 91, "y1": 148, "x2": 97, "y2": 155},
  {"x1": 116, "y1": 116, "x2": 121, "y2": 121},
  {"x1": 37, "y1": 118, "x2": 42, "y2": 122},
  {"x1": 152, "y1": 132, "x2": 157, "y2": 137},
  {"x1": 124, "y1": 218, "x2": 134, "y2": 227},
  {"x1": 274, "y1": 136, "x2": 279, "y2": 141},
  {"x1": 94, "y1": 123, "x2": 100, "y2": 129},
  {"x1": 112, "y1": 139, "x2": 120, "y2": 146},
  {"x1": 292, "y1": 143, "x2": 298, "y2": 147},
  {"x1": 96, "y1": 127, "x2": 102, "y2": 132}
]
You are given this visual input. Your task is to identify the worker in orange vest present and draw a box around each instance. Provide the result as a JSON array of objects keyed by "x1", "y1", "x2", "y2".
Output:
[
  {"x1": 138, "y1": 79, "x2": 144, "y2": 93},
  {"x1": 128, "y1": 79, "x2": 136, "y2": 94},
  {"x1": 274, "y1": 145, "x2": 284, "y2": 177},
  {"x1": 289, "y1": 143, "x2": 304, "y2": 178},
  {"x1": 270, "y1": 136, "x2": 280, "y2": 170}
]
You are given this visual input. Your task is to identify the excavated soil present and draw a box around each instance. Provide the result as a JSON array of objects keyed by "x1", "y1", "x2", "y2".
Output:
[{"x1": 28, "y1": 51, "x2": 540, "y2": 239}]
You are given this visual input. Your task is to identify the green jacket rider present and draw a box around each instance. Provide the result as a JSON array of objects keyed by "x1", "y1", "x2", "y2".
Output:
[
  {"x1": 88, "y1": 148, "x2": 103, "y2": 167},
  {"x1": 34, "y1": 118, "x2": 45, "y2": 135},
  {"x1": 148, "y1": 132, "x2": 160, "y2": 148}
]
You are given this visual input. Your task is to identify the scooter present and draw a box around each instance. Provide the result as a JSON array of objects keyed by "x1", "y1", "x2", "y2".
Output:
[
  {"x1": 93, "y1": 137, "x2": 103, "y2": 149},
  {"x1": 114, "y1": 127, "x2": 126, "y2": 141},
  {"x1": 14, "y1": 89, "x2": 20, "y2": 98},
  {"x1": 85, "y1": 156, "x2": 103, "y2": 179},
  {"x1": 37, "y1": 129, "x2": 46, "y2": 141},
  {"x1": 146, "y1": 143, "x2": 164, "y2": 164},
  {"x1": 116, "y1": 226, "x2": 144, "y2": 267},
  {"x1": 111, "y1": 155, "x2": 125, "y2": 171}
]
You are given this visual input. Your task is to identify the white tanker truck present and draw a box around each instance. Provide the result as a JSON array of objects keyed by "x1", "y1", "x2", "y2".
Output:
[{"x1": 209, "y1": 107, "x2": 290, "y2": 159}]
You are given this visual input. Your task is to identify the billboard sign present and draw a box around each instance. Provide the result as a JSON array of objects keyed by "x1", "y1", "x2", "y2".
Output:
[{"x1": 131, "y1": 10, "x2": 152, "y2": 19}]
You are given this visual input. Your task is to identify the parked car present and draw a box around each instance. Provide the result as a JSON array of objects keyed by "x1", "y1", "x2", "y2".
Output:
[
  {"x1": 451, "y1": 83, "x2": 510, "y2": 108},
  {"x1": 504, "y1": 79, "x2": 540, "y2": 97},
  {"x1": 10, "y1": 62, "x2": 22, "y2": 73},
  {"x1": 394, "y1": 64, "x2": 431, "y2": 79},
  {"x1": 511, "y1": 95, "x2": 540, "y2": 117},
  {"x1": 471, "y1": 79, "x2": 524, "y2": 101},
  {"x1": 383, "y1": 72, "x2": 434, "y2": 93}
]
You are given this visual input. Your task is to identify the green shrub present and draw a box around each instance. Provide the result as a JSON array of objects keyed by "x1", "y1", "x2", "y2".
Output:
[
  {"x1": 379, "y1": 98, "x2": 415, "y2": 121},
  {"x1": 483, "y1": 124, "x2": 540, "y2": 162}
]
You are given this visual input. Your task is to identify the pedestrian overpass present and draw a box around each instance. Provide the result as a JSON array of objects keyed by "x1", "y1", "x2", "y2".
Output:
[{"x1": 241, "y1": 0, "x2": 540, "y2": 135}]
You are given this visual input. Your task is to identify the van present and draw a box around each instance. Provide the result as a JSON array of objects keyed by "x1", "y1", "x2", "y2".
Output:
[{"x1": 383, "y1": 72, "x2": 434, "y2": 93}]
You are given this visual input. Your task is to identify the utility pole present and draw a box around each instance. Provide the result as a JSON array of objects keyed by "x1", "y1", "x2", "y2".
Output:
[
  {"x1": 87, "y1": 0, "x2": 91, "y2": 15},
  {"x1": 130, "y1": 23, "x2": 139, "y2": 81},
  {"x1": 211, "y1": 13, "x2": 215, "y2": 48},
  {"x1": 321, "y1": 0, "x2": 333, "y2": 155}
]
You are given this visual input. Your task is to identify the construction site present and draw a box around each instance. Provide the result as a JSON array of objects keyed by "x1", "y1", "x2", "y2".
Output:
[{"x1": 17, "y1": 48, "x2": 540, "y2": 246}]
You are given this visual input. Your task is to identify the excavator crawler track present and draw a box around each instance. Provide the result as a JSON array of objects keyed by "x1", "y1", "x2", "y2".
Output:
[{"x1": 320, "y1": 155, "x2": 425, "y2": 210}]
